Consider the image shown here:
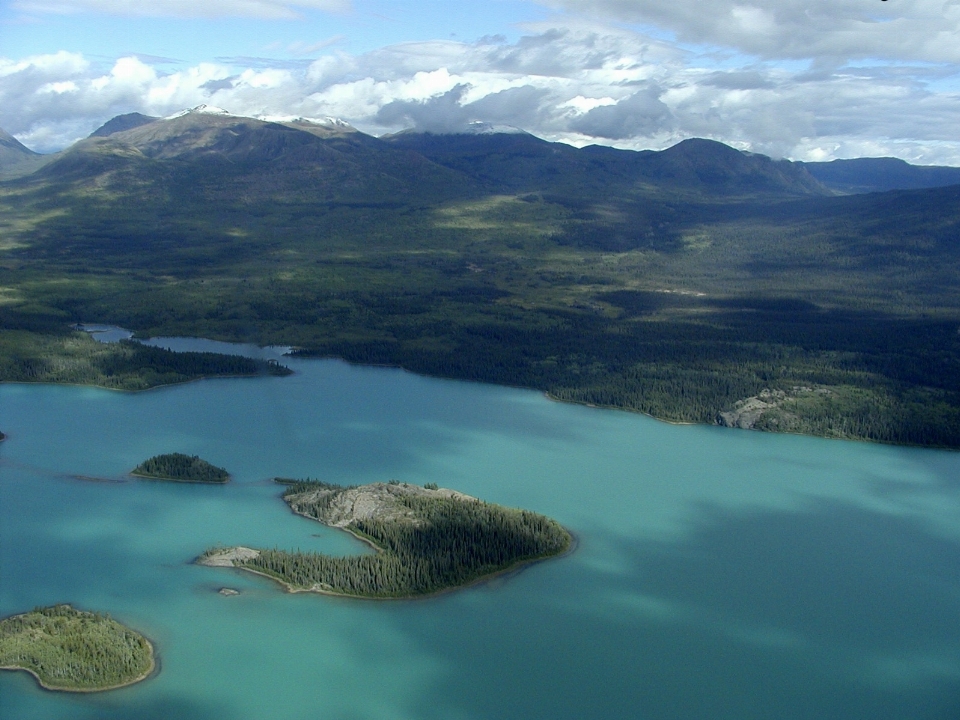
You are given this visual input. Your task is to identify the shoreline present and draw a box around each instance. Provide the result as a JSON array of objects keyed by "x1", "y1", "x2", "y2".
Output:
[
  {"x1": 208, "y1": 531, "x2": 576, "y2": 601},
  {"x1": 5, "y1": 341, "x2": 954, "y2": 450},
  {"x1": 130, "y1": 471, "x2": 230, "y2": 484},
  {"x1": 199, "y1": 483, "x2": 577, "y2": 601},
  {"x1": 287, "y1": 354, "x2": 960, "y2": 450},
  {"x1": 543, "y1": 391, "x2": 697, "y2": 426},
  {"x1": 0, "y1": 641, "x2": 156, "y2": 694},
  {"x1": 0, "y1": 368, "x2": 292, "y2": 395}
]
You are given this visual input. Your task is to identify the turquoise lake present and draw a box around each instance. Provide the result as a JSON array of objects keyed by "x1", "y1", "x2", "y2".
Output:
[{"x1": 2, "y1": 342, "x2": 960, "y2": 719}]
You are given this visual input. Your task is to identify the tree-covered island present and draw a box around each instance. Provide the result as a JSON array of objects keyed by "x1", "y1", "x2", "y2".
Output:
[
  {"x1": 199, "y1": 480, "x2": 572, "y2": 598},
  {"x1": 0, "y1": 333, "x2": 292, "y2": 391},
  {"x1": 0, "y1": 605, "x2": 155, "y2": 692},
  {"x1": 132, "y1": 453, "x2": 229, "y2": 483}
]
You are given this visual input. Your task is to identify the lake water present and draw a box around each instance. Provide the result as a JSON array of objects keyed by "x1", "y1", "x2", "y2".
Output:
[{"x1": 2, "y1": 343, "x2": 960, "y2": 719}]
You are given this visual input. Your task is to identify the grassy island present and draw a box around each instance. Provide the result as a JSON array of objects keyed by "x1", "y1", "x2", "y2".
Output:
[
  {"x1": 0, "y1": 605, "x2": 154, "y2": 692},
  {"x1": 132, "y1": 453, "x2": 229, "y2": 483},
  {"x1": 200, "y1": 480, "x2": 572, "y2": 598}
]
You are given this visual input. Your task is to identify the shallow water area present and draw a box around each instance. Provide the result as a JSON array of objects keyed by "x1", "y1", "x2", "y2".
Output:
[{"x1": 2, "y1": 337, "x2": 960, "y2": 719}]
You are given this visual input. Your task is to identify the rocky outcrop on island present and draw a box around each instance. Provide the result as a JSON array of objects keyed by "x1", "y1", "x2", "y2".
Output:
[
  {"x1": 199, "y1": 480, "x2": 572, "y2": 599},
  {"x1": 200, "y1": 546, "x2": 260, "y2": 566},
  {"x1": 285, "y1": 481, "x2": 477, "y2": 528}
]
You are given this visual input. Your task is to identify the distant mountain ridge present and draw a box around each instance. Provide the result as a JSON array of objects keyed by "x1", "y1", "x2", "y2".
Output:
[
  {"x1": 799, "y1": 157, "x2": 960, "y2": 194},
  {"x1": 0, "y1": 127, "x2": 48, "y2": 179},
  {"x1": 378, "y1": 131, "x2": 830, "y2": 198},
  {"x1": 25, "y1": 107, "x2": 480, "y2": 205},
  {"x1": 641, "y1": 138, "x2": 826, "y2": 196},
  {"x1": 3, "y1": 107, "x2": 960, "y2": 197},
  {"x1": 6, "y1": 108, "x2": 832, "y2": 205},
  {"x1": 0, "y1": 127, "x2": 36, "y2": 156},
  {"x1": 90, "y1": 112, "x2": 159, "y2": 137}
]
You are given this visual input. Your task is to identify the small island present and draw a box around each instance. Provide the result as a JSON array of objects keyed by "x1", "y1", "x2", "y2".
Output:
[
  {"x1": 199, "y1": 480, "x2": 572, "y2": 599},
  {"x1": 132, "y1": 453, "x2": 229, "y2": 483},
  {"x1": 0, "y1": 604, "x2": 155, "y2": 692}
]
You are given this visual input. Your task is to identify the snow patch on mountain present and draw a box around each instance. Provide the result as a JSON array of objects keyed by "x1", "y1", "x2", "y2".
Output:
[
  {"x1": 461, "y1": 121, "x2": 527, "y2": 135},
  {"x1": 259, "y1": 114, "x2": 354, "y2": 129},
  {"x1": 165, "y1": 105, "x2": 233, "y2": 119}
]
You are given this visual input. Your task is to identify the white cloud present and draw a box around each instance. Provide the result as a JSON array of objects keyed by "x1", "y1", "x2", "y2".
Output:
[
  {"x1": 536, "y1": 0, "x2": 960, "y2": 64},
  {"x1": 569, "y1": 85, "x2": 673, "y2": 139},
  {"x1": 13, "y1": 0, "x2": 349, "y2": 19},
  {"x1": 0, "y1": 50, "x2": 89, "y2": 78},
  {"x1": 38, "y1": 80, "x2": 78, "y2": 94},
  {"x1": 3, "y1": 26, "x2": 960, "y2": 164}
]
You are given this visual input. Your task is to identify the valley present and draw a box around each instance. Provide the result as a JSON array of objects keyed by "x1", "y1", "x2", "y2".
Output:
[{"x1": 1, "y1": 108, "x2": 959, "y2": 446}]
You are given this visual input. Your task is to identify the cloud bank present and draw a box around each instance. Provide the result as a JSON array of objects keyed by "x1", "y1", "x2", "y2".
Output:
[
  {"x1": 13, "y1": 0, "x2": 349, "y2": 19},
  {"x1": 541, "y1": 0, "x2": 960, "y2": 64},
  {"x1": 2, "y1": 20, "x2": 959, "y2": 163}
]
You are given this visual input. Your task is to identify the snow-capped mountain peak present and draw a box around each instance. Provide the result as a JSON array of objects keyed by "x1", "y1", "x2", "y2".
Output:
[
  {"x1": 461, "y1": 121, "x2": 527, "y2": 135},
  {"x1": 258, "y1": 114, "x2": 354, "y2": 129},
  {"x1": 165, "y1": 105, "x2": 234, "y2": 120}
]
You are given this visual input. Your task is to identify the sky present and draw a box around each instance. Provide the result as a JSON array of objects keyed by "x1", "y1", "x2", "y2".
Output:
[{"x1": 2, "y1": 0, "x2": 959, "y2": 164}]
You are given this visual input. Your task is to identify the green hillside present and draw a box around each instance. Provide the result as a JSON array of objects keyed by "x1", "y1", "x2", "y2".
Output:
[{"x1": 2, "y1": 111, "x2": 959, "y2": 446}]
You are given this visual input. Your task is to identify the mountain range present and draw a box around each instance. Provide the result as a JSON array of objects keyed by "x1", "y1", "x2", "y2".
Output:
[
  {"x1": 2, "y1": 106, "x2": 960, "y2": 448},
  {"x1": 4, "y1": 106, "x2": 959, "y2": 198}
]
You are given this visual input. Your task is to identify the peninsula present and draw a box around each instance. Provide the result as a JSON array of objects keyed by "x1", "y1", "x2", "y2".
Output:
[
  {"x1": 200, "y1": 480, "x2": 572, "y2": 598},
  {"x1": 0, "y1": 605, "x2": 155, "y2": 692},
  {"x1": 132, "y1": 453, "x2": 229, "y2": 483}
]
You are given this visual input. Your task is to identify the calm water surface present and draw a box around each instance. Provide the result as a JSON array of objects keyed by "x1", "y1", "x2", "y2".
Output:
[{"x1": 2, "y1": 344, "x2": 960, "y2": 719}]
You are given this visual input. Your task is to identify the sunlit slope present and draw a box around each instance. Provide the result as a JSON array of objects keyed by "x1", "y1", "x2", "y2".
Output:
[
  {"x1": 2, "y1": 118, "x2": 959, "y2": 446},
  {"x1": 27, "y1": 110, "x2": 482, "y2": 205}
]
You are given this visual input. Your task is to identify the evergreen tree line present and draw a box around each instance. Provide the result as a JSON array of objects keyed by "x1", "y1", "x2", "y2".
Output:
[
  {"x1": 237, "y1": 492, "x2": 571, "y2": 598},
  {"x1": 0, "y1": 330, "x2": 291, "y2": 391},
  {"x1": 133, "y1": 453, "x2": 229, "y2": 482},
  {"x1": 102, "y1": 341, "x2": 293, "y2": 379},
  {"x1": 300, "y1": 308, "x2": 960, "y2": 448}
]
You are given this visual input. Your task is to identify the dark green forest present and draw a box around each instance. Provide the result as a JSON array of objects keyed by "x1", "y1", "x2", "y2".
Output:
[
  {"x1": 0, "y1": 332, "x2": 291, "y2": 390},
  {"x1": 210, "y1": 481, "x2": 571, "y2": 598},
  {"x1": 2, "y1": 117, "x2": 959, "y2": 446},
  {"x1": 132, "y1": 453, "x2": 229, "y2": 483}
]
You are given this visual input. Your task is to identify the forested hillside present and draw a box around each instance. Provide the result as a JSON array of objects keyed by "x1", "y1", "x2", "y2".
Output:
[{"x1": 2, "y1": 110, "x2": 959, "y2": 446}]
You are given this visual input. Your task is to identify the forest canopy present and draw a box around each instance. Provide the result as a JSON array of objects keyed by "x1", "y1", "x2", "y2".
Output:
[
  {"x1": 132, "y1": 453, "x2": 230, "y2": 483},
  {"x1": 201, "y1": 480, "x2": 571, "y2": 598},
  {"x1": 0, "y1": 604, "x2": 154, "y2": 692}
]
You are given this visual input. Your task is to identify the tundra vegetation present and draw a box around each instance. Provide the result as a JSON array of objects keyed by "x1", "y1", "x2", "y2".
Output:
[{"x1": 0, "y1": 605, "x2": 154, "y2": 692}]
